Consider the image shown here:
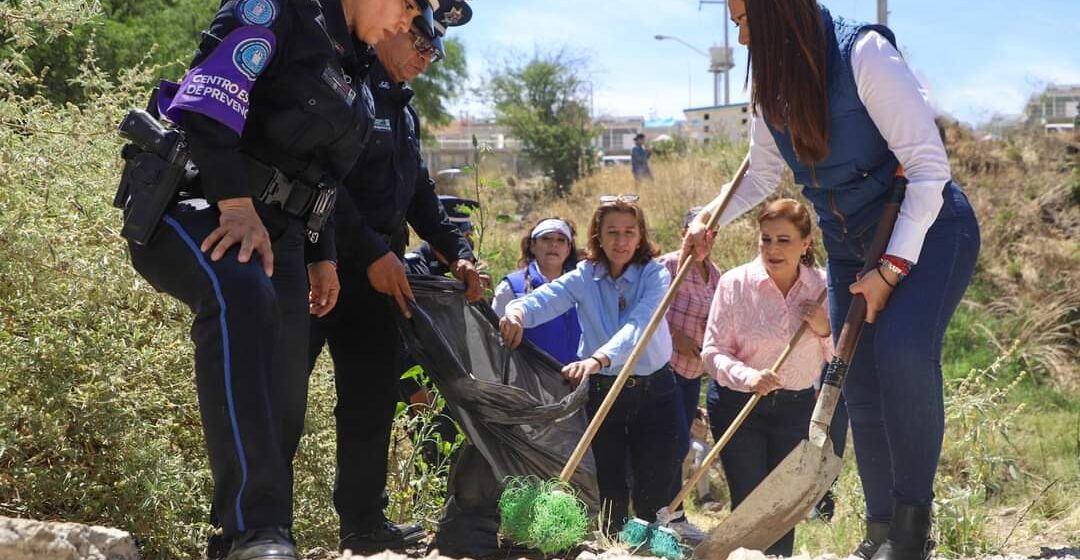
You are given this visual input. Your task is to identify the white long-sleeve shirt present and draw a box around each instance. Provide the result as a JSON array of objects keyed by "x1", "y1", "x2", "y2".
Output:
[{"x1": 716, "y1": 30, "x2": 950, "y2": 264}]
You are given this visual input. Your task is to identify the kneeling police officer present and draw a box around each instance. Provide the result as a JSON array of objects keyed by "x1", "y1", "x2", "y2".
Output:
[
  {"x1": 306, "y1": 1, "x2": 481, "y2": 554},
  {"x1": 117, "y1": 0, "x2": 435, "y2": 558}
]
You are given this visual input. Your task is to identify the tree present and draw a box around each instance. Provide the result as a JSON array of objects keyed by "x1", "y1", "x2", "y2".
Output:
[
  {"x1": 412, "y1": 37, "x2": 467, "y2": 135},
  {"x1": 12, "y1": 0, "x2": 467, "y2": 123},
  {"x1": 485, "y1": 49, "x2": 598, "y2": 195}
]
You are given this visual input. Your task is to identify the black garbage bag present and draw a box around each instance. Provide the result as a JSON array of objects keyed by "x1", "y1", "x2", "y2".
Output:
[{"x1": 395, "y1": 276, "x2": 600, "y2": 556}]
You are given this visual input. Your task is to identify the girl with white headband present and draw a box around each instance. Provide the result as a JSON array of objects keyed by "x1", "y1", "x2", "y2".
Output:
[{"x1": 492, "y1": 217, "x2": 581, "y2": 364}]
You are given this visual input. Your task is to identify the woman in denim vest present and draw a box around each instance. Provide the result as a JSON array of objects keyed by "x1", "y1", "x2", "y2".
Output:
[
  {"x1": 684, "y1": 2, "x2": 980, "y2": 559},
  {"x1": 492, "y1": 217, "x2": 582, "y2": 364}
]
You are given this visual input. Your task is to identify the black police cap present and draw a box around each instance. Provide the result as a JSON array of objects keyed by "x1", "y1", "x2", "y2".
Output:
[{"x1": 433, "y1": 0, "x2": 472, "y2": 36}]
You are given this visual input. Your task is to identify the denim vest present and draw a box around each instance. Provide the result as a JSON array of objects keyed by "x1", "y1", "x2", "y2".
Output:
[
  {"x1": 505, "y1": 261, "x2": 582, "y2": 365},
  {"x1": 764, "y1": 7, "x2": 899, "y2": 259}
]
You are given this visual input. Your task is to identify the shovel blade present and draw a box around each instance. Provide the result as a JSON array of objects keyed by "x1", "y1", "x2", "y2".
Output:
[{"x1": 694, "y1": 440, "x2": 842, "y2": 559}]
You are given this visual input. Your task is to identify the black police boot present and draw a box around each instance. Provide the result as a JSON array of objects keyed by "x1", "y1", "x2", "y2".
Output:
[
  {"x1": 853, "y1": 521, "x2": 891, "y2": 559},
  {"x1": 224, "y1": 527, "x2": 296, "y2": 560},
  {"x1": 870, "y1": 504, "x2": 934, "y2": 560},
  {"x1": 339, "y1": 520, "x2": 426, "y2": 554}
]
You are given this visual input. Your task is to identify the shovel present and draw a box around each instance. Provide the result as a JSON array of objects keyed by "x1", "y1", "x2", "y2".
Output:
[{"x1": 694, "y1": 173, "x2": 908, "y2": 559}]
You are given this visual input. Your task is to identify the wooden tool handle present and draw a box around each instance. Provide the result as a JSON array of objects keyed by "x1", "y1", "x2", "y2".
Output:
[
  {"x1": 558, "y1": 154, "x2": 752, "y2": 483},
  {"x1": 668, "y1": 289, "x2": 827, "y2": 512}
]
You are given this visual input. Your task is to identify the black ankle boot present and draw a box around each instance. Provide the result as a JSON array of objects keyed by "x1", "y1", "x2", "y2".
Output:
[
  {"x1": 225, "y1": 527, "x2": 296, "y2": 560},
  {"x1": 853, "y1": 521, "x2": 890, "y2": 559},
  {"x1": 870, "y1": 504, "x2": 934, "y2": 560}
]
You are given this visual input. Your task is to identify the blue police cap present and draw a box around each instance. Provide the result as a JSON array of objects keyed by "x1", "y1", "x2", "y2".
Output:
[{"x1": 411, "y1": 7, "x2": 445, "y2": 60}]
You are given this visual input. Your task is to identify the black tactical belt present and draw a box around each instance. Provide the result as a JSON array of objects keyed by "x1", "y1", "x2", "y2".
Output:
[{"x1": 248, "y1": 158, "x2": 319, "y2": 218}]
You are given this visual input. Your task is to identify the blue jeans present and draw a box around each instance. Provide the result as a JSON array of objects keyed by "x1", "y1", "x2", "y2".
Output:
[
  {"x1": 669, "y1": 375, "x2": 702, "y2": 503},
  {"x1": 825, "y1": 182, "x2": 980, "y2": 522},
  {"x1": 707, "y1": 383, "x2": 816, "y2": 556}
]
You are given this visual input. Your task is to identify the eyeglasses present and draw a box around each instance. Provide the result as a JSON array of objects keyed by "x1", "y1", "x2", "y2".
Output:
[
  {"x1": 598, "y1": 194, "x2": 641, "y2": 204},
  {"x1": 408, "y1": 29, "x2": 442, "y2": 62}
]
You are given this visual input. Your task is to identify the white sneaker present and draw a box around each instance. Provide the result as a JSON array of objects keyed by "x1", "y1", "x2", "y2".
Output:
[{"x1": 666, "y1": 512, "x2": 707, "y2": 546}]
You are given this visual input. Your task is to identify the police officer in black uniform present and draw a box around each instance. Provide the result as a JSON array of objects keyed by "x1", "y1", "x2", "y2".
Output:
[
  {"x1": 306, "y1": 1, "x2": 482, "y2": 554},
  {"x1": 122, "y1": 0, "x2": 433, "y2": 559}
]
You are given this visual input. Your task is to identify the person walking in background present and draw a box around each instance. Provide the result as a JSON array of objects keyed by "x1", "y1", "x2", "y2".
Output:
[
  {"x1": 701, "y1": 199, "x2": 833, "y2": 557},
  {"x1": 492, "y1": 217, "x2": 582, "y2": 364},
  {"x1": 499, "y1": 196, "x2": 677, "y2": 532},
  {"x1": 654, "y1": 206, "x2": 720, "y2": 543},
  {"x1": 631, "y1": 133, "x2": 653, "y2": 182},
  {"x1": 684, "y1": 2, "x2": 980, "y2": 557}
]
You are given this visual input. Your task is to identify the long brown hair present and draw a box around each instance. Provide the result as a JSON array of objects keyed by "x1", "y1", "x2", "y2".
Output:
[
  {"x1": 585, "y1": 201, "x2": 658, "y2": 270},
  {"x1": 517, "y1": 217, "x2": 579, "y2": 269},
  {"x1": 746, "y1": 0, "x2": 830, "y2": 165},
  {"x1": 757, "y1": 198, "x2": 819, "y2": 266}
]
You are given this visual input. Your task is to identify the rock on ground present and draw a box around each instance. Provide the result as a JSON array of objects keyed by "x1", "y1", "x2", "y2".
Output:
[{"x1": 0, "y1": 516, "x2": 139, "y2": 560}]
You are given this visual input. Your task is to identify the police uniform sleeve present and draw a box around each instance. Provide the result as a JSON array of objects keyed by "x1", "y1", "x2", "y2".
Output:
[
  {"x1": 404, "y1": 106, "x2": 475, "y2": 263},
  {"x1": 159, "y1": 0, "x2": 289, "y2": 202}
]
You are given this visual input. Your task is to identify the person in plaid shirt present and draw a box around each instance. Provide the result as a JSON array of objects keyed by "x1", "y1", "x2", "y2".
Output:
[{"x1": 656, "y1": 206, "x2": 722, "y2": 541}]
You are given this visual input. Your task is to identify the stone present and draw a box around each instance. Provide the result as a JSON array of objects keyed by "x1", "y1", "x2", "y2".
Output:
[{"x1": 0, "y1": 516, "x2": 139, "y2": 560}]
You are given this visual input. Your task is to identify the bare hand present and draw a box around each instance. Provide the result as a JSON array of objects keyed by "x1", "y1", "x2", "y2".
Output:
[
  {"x1": 798, "y1": 299, "x2": 831, "y2": 337},
  {"x1": 681, "y1": 201, "x2": 721, "y2": 262},
  {"x1": 451, "y1": 259, "x2": 484, "y2": 303},
  {"x1": 367, "y1": 252, "x2": 414, "y2": 318},
  {"x1": 747, "y1": 368, "x2": 783, "y2": 396},
  {"x1": 561, "y1": 357, "x2": 602, "y2": 387},
  {"x1": 499, "y1": 308, "x2": 525, "y2": 348},
  {"x1": 848, "y1": 267, "x2": 897, "y2": 324},
  {"x1": 201, "y1": 197, "x2": 273, "y2": 277},
  {"x1": 308, "y1": 260, "x2": 340, "y2": 318}
]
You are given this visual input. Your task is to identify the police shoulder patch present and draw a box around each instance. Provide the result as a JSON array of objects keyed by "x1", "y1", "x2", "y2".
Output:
[
  {"x1": 235, "y1": 0, "x2": 278, "y2": 27},
  {"x1": 233, "y1": 37, "x2": 274, "y2": 79}
]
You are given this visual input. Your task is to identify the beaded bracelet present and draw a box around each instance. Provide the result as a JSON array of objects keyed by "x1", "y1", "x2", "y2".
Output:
[
  {"x1": 877, "y1": 257, "x2": 908, "y2": 280},
  {"x1": 879, "y1": 254, "x2": 911, "y2": 277}
]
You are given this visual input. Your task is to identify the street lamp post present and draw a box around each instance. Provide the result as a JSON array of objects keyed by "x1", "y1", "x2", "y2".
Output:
[{"x1": 655, "y1": 3, "x2": 734, "y2": 106}]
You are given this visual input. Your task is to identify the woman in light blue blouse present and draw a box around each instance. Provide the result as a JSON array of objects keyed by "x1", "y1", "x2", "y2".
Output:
[{"x1": 500, "y1": 197, "x2": 677, "y2": 531}]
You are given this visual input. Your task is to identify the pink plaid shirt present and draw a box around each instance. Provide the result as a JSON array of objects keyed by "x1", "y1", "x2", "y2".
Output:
[
  {"x1": 658, "y1": 251, "x2": 721, "y2": 379},
  {"x1": 702, "y1": 257, "x2": 833, "y2": 392}
]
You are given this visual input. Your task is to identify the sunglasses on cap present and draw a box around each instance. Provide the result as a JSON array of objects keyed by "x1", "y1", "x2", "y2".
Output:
[
  {"x1": 408, "y1": 29, "x2": 443, "y2": 62},
  {"x1": 598, "y1": 194, "x2": 641, "y2": 204}
]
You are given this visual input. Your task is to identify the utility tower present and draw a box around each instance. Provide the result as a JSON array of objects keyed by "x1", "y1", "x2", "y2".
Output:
[{"x1": 697, "y1": 0, "x2": 734, "y2": 106}]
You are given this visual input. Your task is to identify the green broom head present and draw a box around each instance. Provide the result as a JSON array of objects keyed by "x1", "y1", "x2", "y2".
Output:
[
  {"x1": 618, "y1": 517, "x2": 652, "y2": 549},
  {"x1": 497, "y1": 475, "x2": 543, "y2": 543},
  {"x1": 525, "y1": 480, "x2": 589, "y2": 554},
  {"x1": 648, "y1": 525, "x2": 685, "y2": 560}
]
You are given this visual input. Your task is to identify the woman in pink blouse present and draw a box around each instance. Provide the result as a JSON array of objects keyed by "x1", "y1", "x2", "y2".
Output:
[{"x1": 702, "y1": 199, "x2": 831, "y2": 557}]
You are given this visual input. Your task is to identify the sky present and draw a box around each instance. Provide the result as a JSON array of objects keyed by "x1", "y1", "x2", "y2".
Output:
[{"x1": 446, "y1": 0, "x2": 1080, "y2": 126}]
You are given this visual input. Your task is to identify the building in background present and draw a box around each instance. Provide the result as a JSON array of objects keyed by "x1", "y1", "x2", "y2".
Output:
[
  {"x1": 593, "y1": 115, "x2": 645, "y2": 156},
  {"x1": 1025, "y1": 84, "x2": 1080, "y2": 131},
  {"x1": 424, "y1": 117, "x2": 531, "y2": 178},
  {"x1": 683, "y1": 102, "x2": 750, "y2": 144}
]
